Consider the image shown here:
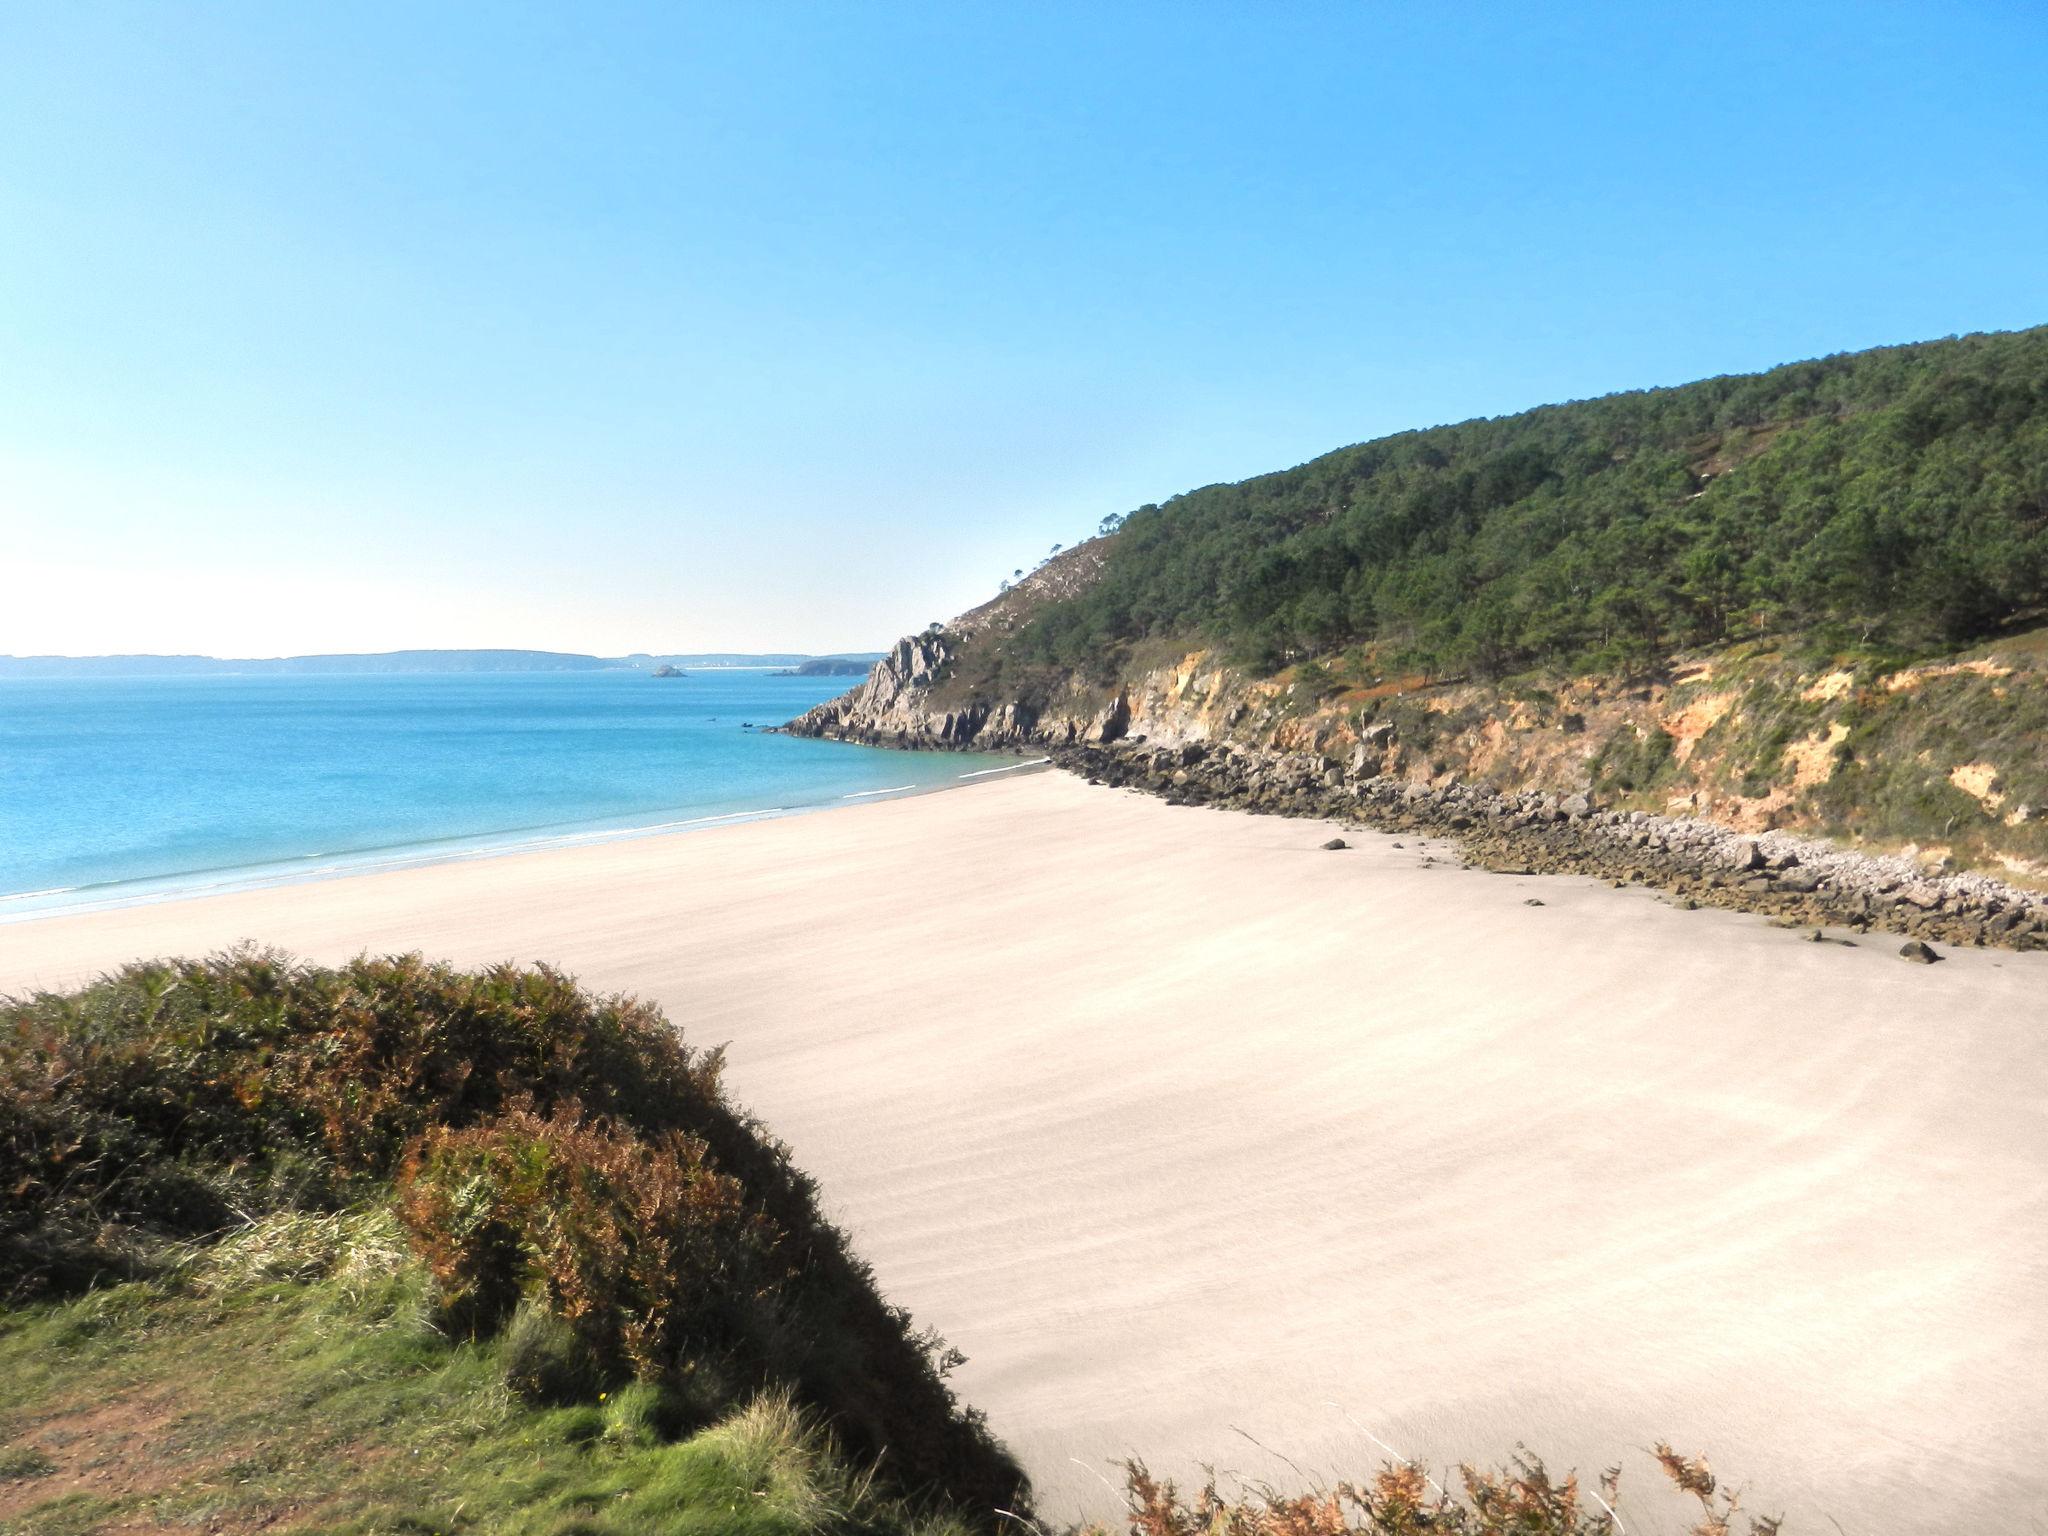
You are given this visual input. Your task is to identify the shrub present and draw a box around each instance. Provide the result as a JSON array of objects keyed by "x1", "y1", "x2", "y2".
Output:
[
  {"x1": 1590, "y1": 721, "x2": 1676, "y2": 795},
  {"x1": 0, "y1": 950, "x2": 735, "y2": 1289},
  {"x1": 398, "y1": 1102, "x2": 763, "y2": 1376},
  {"x1": 0, "y1": 951, "x2": 1029, "y2": 1519},
  {"x1": 1293, "y1": 659, "x2": 1340, "y2": 701},
  {"x1": 1105, "y1": 1442, "x2": 1782, "y2": 1536}
]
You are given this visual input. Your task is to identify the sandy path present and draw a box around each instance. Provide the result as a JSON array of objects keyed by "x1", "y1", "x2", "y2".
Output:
[{"x1": 4, "y1": 771, "x2": 2044, "y2": 1531}]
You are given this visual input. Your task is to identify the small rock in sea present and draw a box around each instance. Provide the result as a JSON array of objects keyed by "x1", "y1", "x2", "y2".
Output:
[
  {"x1": 1523, "y1": 897, "x2": 1545, "y2": 907},
  {"x1": 1807, "y1": 930, "x2": 1826, "y2": 943},
  {"x1": 1391, "y1": 841, "x2": 1405, "y2": 848},
  {"x1": 1899, "y1": 940, "x2": 1943, "y2": 964},
  {"x1": 1321, "y1": 837, "x2": 1348, "y2": 851}
]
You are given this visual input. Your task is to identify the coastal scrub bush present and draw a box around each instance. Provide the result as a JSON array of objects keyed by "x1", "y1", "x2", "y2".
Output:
[
  {"x1": 397, "y1": 1102, "x2": 765, "y2": 1374},
  {"x1": 1102, "y1": 1441, "x2": 1781, "y2": 1536},
  {"x1": 1291, "y1": 658, "x2": 1341, "y2": 702},
  {"x1": 0, "y1": 949, "x2": 1028, "y2": 1517},
  {"x1": 0, "y1": 950, "x2": 734, "y2": 1276},
  {"x1": 1589, "y1": 721, "x2": 1676, "y2": 795},
  {"x1": 1808, "y1": 666, "x2": 2048, "y2": 867}
]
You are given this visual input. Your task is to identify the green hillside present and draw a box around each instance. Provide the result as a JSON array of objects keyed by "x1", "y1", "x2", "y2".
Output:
[{"x1": 1011, "y1": 327, "x2": 2048, "y2": 681}]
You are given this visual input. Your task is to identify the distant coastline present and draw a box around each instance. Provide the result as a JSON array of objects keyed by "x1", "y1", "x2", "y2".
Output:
[
  {"x1": 770, "y1": 657, "x2": 872, "y2": 677},
  {"x1": 0, "y1": 648, "x2": 887, "y2": 679}
]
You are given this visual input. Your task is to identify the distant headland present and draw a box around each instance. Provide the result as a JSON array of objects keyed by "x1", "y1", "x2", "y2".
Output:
[
  {"x1": 770, "y1": 657, "x2": 873, "y2": 677},
  {"x1": 0, "y1": 648, "x2": 887, "y2": 679}
]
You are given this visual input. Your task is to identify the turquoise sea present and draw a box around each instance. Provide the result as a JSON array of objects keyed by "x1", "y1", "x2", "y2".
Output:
[{"x1": 0, "y1": 670, "x2": 1004, "y2": 920}]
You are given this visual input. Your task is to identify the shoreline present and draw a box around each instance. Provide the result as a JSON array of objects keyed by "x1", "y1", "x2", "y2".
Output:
[
  {"x1": 786, "y1": 627, "x2": 2048, "y2": 949},
  {"x1": 2, "y1": 772, "x2": 2044, "y2": 1530},
  {"x1": 1049, "y1": 738, "x2": 2048, "y2": 951},
  {"x1": 0, "y1": 757, "x2": 1052, "y2": 927},
  {"x1": 808, "y1": 724, "x2": 2048, "y2": 952}
]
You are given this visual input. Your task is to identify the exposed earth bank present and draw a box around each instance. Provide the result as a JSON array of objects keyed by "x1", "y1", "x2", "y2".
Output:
[{"x1": 786, "y1": 615, "x2": 2048, "y2": 952}]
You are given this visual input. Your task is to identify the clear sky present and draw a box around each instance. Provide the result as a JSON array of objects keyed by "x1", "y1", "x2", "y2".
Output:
[{"x1": 3, "y1": 1, "x2": 2044, "y2": 658}]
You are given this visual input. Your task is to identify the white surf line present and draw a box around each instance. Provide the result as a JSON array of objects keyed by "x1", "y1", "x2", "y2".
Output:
[
  {"x1": 843, "y1": 784, "x2": 916, "y2": 798},
  {"x1": 596, "y1": 808, "x2": 793, "y2": 837},
  {"x1": 959, "y1": 757, "x2": 1051, "y2": 778},
  {"x1": 281, "y1": 807, "x2": 802, "y2": 872}
]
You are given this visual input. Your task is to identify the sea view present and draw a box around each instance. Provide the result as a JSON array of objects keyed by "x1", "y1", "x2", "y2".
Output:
[
  {"x1": 6, "y1": 8, "x2": 2045, "y2": 1534},
  {"x1": 0, "y1": 669, "x2": 999, "y2": 919}
]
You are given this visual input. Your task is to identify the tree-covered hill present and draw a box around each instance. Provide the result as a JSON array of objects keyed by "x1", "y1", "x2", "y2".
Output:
[{"x1": 1010, "y1": 327, "x2": 2048, "y2": 681}]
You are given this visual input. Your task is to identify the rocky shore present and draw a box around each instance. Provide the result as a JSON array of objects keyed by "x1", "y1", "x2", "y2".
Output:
[
  {"x1": 1054, "y1": 737, "x2": 2048, "y2": 954},
  {"x1": 785, "y1": 624, "x2": 2048, "y2": 954}
]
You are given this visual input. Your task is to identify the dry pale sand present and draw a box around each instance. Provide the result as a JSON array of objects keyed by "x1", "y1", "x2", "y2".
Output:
[{"x1": 4, "y1": 770, "x2": 2046, "y2": 1532}]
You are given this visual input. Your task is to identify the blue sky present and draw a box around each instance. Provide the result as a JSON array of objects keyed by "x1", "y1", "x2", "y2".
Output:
[{"x1": 2, "y1": 1, "x2": 2043, "y2": 656}]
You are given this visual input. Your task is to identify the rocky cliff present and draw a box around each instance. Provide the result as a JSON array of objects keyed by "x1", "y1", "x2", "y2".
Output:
[
  {"x1": 788, "y1": 565, "x2": 2048, "y2": 901},
  {"x1": 788, "y1": 622, "x2": 2048, "y2": 948},
  {"x1": 785, "y1": 629, "x2": 1130, "y2": 749}
]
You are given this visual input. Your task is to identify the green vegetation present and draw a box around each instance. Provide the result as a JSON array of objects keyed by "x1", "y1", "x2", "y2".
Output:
[
  {"x1": 1005, "y1": 327, "x2": 2048, "y2": 680},
  {"x1": 1587, "y1": 721, "x2": 1676, "y2": 797},
  {"x1": 0, "y1": 952, "x2": 1023, "y2": 1532},
  {"x1": 1812, "y1": 664, "x2": 2048, "y2": 859},
  {"x1": 0, "y1": 1213, "x2": 978, "y2": 1534}
]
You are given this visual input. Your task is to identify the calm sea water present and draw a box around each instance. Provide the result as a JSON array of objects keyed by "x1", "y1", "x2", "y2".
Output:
[{"x1": 0, "y1": 670, "x2": 1004, "y2": 919}]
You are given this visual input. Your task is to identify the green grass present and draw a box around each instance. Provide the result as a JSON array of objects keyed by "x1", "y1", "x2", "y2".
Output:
[
  {"x1": 0, "y1": 954, "x2": 1024, "y2": 1530},
  {"x1": 0, "y1": 1207, "x2": 966, "y2": 1536}
]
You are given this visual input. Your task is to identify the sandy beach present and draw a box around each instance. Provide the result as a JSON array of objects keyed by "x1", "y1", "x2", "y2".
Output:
[{"x1": 3, "y1": 770, "x2": 2044, "y2": 1531}]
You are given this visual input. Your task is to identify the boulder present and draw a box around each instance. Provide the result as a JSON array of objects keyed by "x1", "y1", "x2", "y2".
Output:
[
  {"x1": 1898, "y1": 940, "x2": 1942, "y2": 964},
  {"x1": 1088, "y1": 691, "x2": 1131, "y2": 743},
  {"x1": 1321, "y1": 837, "x2": 1349, "y2": 851}
]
